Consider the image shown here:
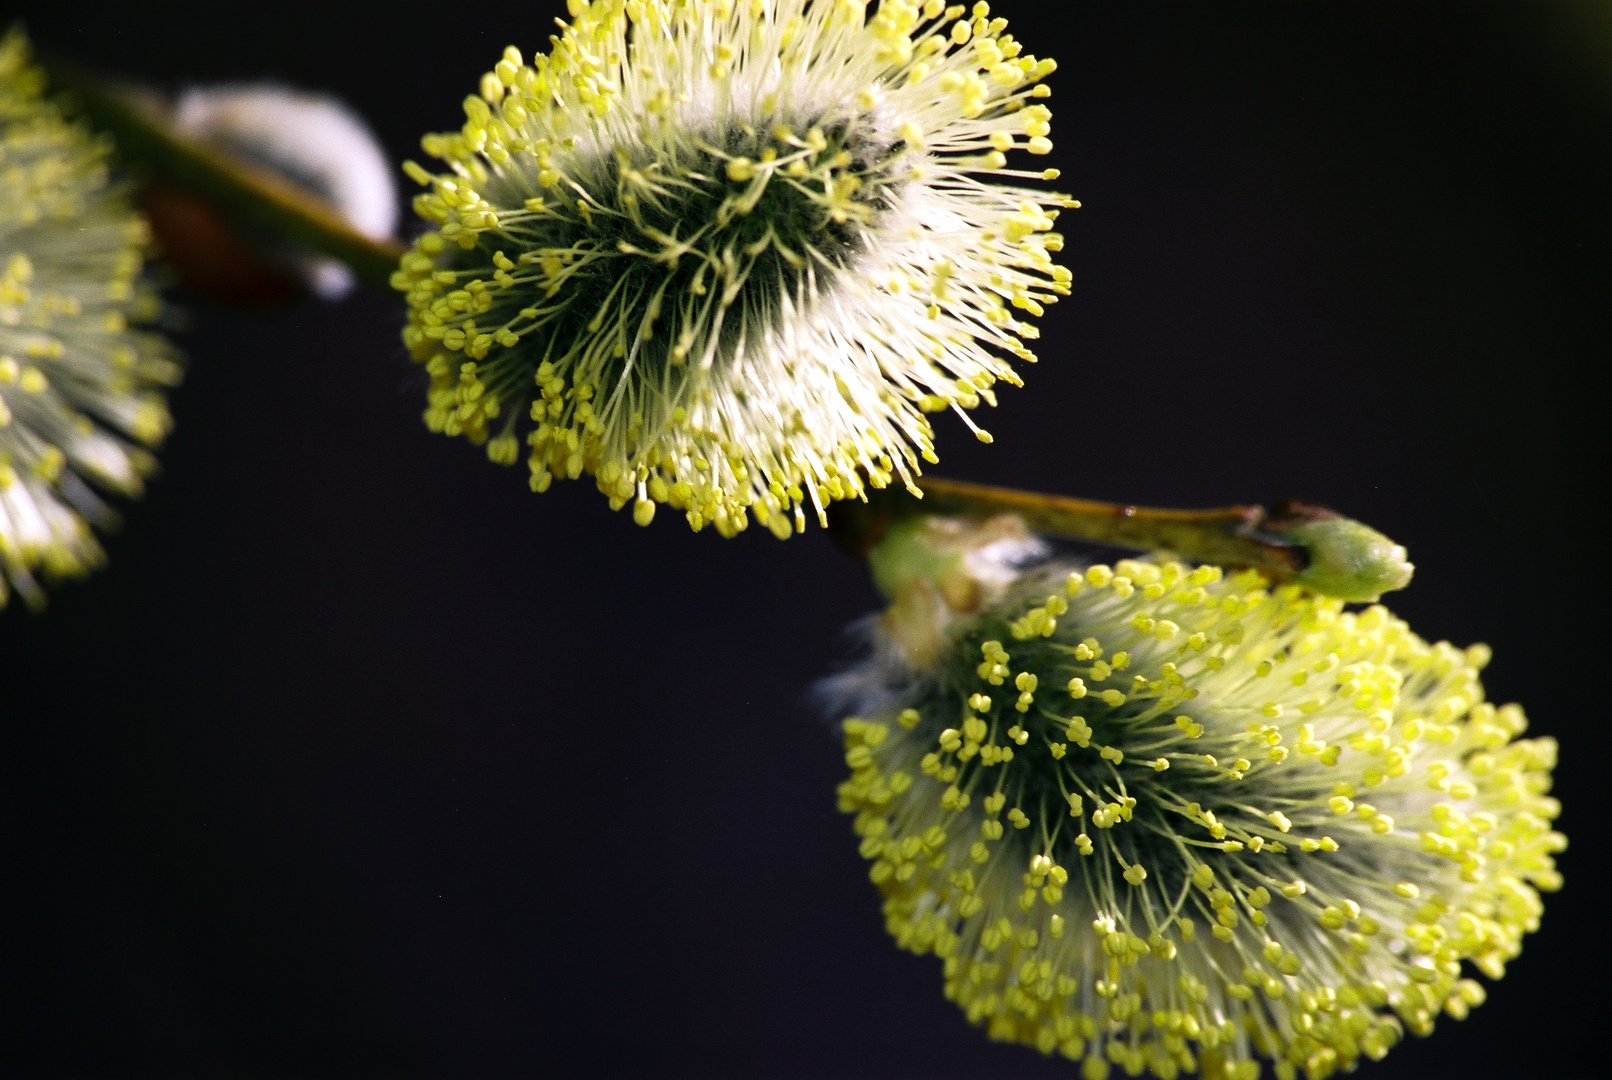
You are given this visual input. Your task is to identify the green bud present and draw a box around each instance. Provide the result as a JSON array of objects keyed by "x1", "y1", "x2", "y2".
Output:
[
  {"x1": 1284, "y1": 518, "x2": 1414, "y2": 603},
  {"x1": 867, "y1": 515, "x2": 965, "y2": 601}
]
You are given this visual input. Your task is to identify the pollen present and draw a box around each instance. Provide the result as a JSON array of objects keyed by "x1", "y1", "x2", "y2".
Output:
[
  {"x1": 835, "y1": 550, "x2": 1562, "y2": 1079},
  {"x1": 0, "y1": 31, "x2": 182, "y2": 609},
  {"x1": 393, "y1": 0, "x2": 1069, "y2": 538}
]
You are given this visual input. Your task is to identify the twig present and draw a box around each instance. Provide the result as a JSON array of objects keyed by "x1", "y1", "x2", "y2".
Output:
[{"x1": 828, "y1": 478, "x2": 1413, "y2": 602}]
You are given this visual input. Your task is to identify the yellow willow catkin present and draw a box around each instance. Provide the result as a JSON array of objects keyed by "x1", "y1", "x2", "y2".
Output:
[
  {"x1": 393, "y1": 1, "x2": 1072, "y2": 537},
  {"x1": 836, "y1": 557, "x2": 1562, "y2": 1080},
  {"x1": 0, "y1": 30, "x2": 181, "y2": 608}
]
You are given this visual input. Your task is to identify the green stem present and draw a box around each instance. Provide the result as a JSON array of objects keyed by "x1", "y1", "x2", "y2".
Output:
[
  {"x1": 40, "y1": 54, "x2": 406, "y2": 288},
  {"x1": 829, "y1": 478, "x2": 1414, "y2": 603},
  {"x1": 920, "y1": 477, "x2": 1291, "y2": 573}
]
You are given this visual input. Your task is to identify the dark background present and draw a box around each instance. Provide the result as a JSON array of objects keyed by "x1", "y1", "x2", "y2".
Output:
[{"x1": 2, "y1": 2, "x2": 1605, "y2": 1077}]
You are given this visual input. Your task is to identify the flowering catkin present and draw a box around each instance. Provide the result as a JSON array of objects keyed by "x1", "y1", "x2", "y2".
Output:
[
  {"x1": 0, "y1": 30, "x2": 181, "y2": 608},
  {"x1": 837, "y1": 554, "x2": 1562, "y2": 1080},
  {"x1": 393, "y1": 0, "x2": 1071, "y2": 536}
]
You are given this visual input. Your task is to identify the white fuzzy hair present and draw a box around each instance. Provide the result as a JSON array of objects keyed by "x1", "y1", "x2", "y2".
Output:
[{"x1": 174, "y1": 84, "x2": 397, "y2": 298}]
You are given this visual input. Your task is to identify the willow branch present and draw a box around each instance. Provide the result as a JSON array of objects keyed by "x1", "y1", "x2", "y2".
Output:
[
  {"x1": 829, "y1": 478, "x2": 1414, "y2": 603},
  {"x1": 37, "y1": 56, "x2": 1412, "y2": 604}
]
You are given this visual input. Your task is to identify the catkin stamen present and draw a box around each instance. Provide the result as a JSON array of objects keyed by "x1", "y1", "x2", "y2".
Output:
[
  {"x1": 838, "y1": 556, "x2": 1561, "y2": 1080},
  {"x1": 393, "y1": 1, "x2": 1072, "y2": 537}
]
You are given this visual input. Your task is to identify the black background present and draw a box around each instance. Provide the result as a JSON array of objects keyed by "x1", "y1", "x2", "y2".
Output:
[{"x1": 2, "y1": 2, "x2": 1605, "y2": 1077}]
